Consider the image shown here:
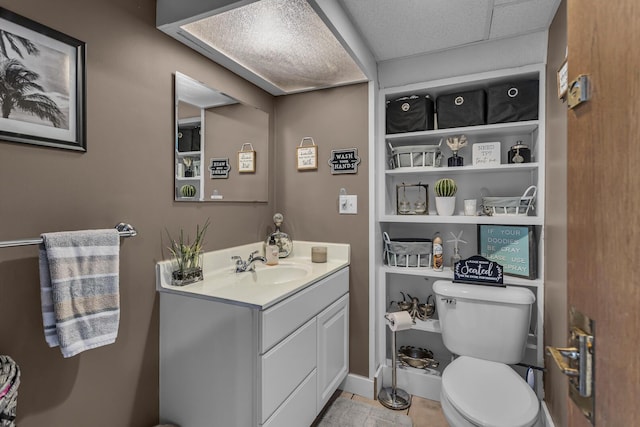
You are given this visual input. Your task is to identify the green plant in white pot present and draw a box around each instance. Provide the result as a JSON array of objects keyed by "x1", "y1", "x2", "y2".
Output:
[
  {"x1": 434, "y1": 178, "x2": 457, "y2": 216},
  {"x1": 167, "y1": 218, "x2": 210, "y2": 286}
]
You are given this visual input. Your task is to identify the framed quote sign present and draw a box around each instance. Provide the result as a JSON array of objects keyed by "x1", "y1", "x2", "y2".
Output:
[
  {"x1": 477, "y1": 224, "x2": 537, "y2": 279},
  {"x1": 238, "y1": 143, "x2": 256, "y2": 173},
  {"x1": 297, "y1": 136, "x2": 317, "y2": 170}
]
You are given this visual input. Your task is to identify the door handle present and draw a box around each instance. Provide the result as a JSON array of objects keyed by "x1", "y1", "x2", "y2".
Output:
[{"x1": 546, "y1": 326, "x2": 594, "y2": 398}]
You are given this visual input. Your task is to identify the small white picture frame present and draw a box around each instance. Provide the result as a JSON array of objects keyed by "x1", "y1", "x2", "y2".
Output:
[
  {"x1": 238, "y1": 143, "x2": 256, "y2": 173},
  {"x1": 297, "y1": 137, "x2": 318, "y2": 170},
  {"x1": 472, "y1": 142, "x2": 501, "y2": 166}
]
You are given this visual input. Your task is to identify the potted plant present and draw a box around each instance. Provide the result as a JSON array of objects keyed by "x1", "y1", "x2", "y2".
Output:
[
  {"x1": 167, "y1": 218, "x2": 210, "y2": 286},
  {"x1": 446, "y1": 135, "x2": 468, "y2": 167},
  {"x1": 434, "y1": 178, "x2": 457, "y2": 216}
]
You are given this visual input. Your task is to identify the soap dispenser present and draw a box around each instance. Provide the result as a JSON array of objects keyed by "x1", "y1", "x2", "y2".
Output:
[
  {"x1": 265, "y1": 234, "x2": 279, "y2": 266},
  {"x1": 265, "y1": 213, "x2": 293, "y2": 258}
]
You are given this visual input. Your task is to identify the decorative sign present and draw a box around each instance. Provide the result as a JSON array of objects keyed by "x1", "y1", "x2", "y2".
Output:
[
  {"x1": 297, "y1": 137, "x2": 318, "y2": 170},
  {"x1": 453, "y1": 255, "x2": 504, "y2": 287},
  {"x1": 557, "y1": 59, "x2": 568, "y2": 99},
  {"x1": 472, "y1": 142, "x2": 501, "y2": 166},
  {"x1": 328, "y1": 148, "x2": 361, "y2": 174},
  {"x1": 478, "y1": 225, "x2": 537, "y2": 279},
  {"x1": 209, "y1": 158, "x2": 231, "y2": 179},
  {"x1": 238, "y1": 143, "x2": 256, "y2": 173}
]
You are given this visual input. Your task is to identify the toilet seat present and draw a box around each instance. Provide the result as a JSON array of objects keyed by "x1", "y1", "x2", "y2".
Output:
[{"x1": 442, "y1": 356, "x2": 539, "y2": 427}]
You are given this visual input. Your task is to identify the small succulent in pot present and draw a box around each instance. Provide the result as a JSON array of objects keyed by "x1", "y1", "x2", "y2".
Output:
[{"x1": 434, "y1": 178, "x2": 457, "y2": 197}]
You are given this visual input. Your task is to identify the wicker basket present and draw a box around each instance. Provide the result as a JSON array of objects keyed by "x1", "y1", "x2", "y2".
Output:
[
  {"x1": 482, "y1": 185, "x2": 537, "y2": 216},
  {"x1": 0, "y1": 356, "x2": 20, "y2": 427},
  {"x1": 383, "y1": 232, "x2": 432, "y2": 268}
]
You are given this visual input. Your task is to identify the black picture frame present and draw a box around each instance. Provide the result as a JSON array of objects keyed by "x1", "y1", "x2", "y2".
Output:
[
  {"x1": 0, "y1": 8, "x2": 86, "y2": 151},
  {"x1": 477, "y1": 224, "x2": 537, "y2": 279}
]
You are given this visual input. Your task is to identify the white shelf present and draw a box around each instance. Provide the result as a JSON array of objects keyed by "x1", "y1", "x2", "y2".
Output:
[
  {"x1": 379, "y1": 214, "x2": 543, "y2": 226},
  {"x1": 386, "y1": 162, "x2": 539, "y2": 176},
  {"x1": 412, "y1": 318, "x2": 441, "y2": 333},
  {"x1": 385, "y1": 121, "x2": 538, "y2": 145},
  {"x1": 176, "y1": 176, "x2": 201, "y2": 181},
  {"x1": 176, "y1": 150, "x2": 201, "y2": 157},
  {"x1": 382, "y1": 266, "x2": 543, "y2": 288}
]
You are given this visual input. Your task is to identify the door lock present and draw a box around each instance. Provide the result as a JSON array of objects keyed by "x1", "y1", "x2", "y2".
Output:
[
  {"x1": 546, "y1": 327, "x2": 593, "y2": 396},
  {"x1": 546, "y1": 307, "x2": 595, "y2": 425}
]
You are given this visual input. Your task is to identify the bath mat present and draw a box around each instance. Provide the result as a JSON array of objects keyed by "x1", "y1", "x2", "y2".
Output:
[{"x1": 317, "y1": 397, "x2": 413, "y2": 427}]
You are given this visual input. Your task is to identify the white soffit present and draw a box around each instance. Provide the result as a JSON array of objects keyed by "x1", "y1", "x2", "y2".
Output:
[
  {"x1": 176, "y1": 72, "x2": 237, "y2": 108},
  {"x1": 339, "y1": 0, "x2": 493, "y2": 61}
]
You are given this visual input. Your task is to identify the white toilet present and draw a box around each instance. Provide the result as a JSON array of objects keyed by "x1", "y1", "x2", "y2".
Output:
[{"x1": 433, "y1": 280, "x2": 541, "y2": 427}]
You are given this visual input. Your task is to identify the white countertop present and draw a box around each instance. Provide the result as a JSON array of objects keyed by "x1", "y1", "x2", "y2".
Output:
[{"x1": 156, "y1": 241, "x2": 350, "y2": 309}]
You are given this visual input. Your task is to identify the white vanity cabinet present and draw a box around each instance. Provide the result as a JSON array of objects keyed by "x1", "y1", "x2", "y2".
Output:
[
  {"x1": 375, "y1": 64, "x2": 546, "y2": 399},
  {"x1": 159, "y1": 266, "x2": 349, "y2": 427}
]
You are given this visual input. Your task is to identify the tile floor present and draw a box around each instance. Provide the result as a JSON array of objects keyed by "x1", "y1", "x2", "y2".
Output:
[{"x1": 314, "y1": 390, "x2": 449, "y2": 427}]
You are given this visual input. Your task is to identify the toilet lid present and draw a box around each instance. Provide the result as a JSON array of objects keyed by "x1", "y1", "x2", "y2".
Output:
[{"x1": 442, "y1": 356, "x2": 539, "y2": 427}]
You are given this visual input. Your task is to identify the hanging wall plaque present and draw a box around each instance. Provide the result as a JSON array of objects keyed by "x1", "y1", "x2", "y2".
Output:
[
  {"x1": 328, "y1": 148, "x2": 361, "y2": 174},
  {"x1": 297, "y1": 137, "x2": 318, "y2": 170},
  {"x1": 209, "y1": 158, "x2": 230, "y2": 179},
  {"x1": 238, "y1": 143, "x2": 256, "y2": 173}
]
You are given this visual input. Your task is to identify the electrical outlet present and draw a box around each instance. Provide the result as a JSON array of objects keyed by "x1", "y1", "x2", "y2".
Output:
[{"x1": 339, "y1": 195, "x2": 357, "y2": 214}]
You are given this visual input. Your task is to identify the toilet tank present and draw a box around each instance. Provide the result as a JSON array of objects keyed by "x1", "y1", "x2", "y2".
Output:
[{"x1": 433, "y1": 280, "x2": 535, "y2": 364}]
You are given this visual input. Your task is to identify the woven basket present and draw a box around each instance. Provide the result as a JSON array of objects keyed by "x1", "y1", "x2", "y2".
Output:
[{"x1": 0, "y1": 356, "x2": 20, "y2": 427}]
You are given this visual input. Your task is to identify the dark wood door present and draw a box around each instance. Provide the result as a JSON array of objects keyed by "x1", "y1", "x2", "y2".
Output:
[{"x1": 567, "y1": 0, "x2": 640, "y2": 425}]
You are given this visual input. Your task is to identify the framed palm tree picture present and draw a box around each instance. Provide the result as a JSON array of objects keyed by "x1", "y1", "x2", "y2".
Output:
[{"x1": 0, "y1": 8, "x2": 86, "y2": 151}]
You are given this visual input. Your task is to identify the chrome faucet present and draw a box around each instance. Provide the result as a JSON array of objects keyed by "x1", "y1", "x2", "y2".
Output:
[{"x1": 232, "y1": 250, "x2": 266, "y2": 273}]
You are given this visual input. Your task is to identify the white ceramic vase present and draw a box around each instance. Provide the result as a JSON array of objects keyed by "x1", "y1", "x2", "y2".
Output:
[{"x1": 435, "y1": 196, "x2": 456, "y2": 216}]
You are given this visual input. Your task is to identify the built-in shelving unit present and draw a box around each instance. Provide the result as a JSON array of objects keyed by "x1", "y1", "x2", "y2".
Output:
[
  {"x1": 375, "y1": 64, "x2": 546, "y2": 400},
  {"x1": 175, "y1": 116, "x2": 204, "y2": 201}
]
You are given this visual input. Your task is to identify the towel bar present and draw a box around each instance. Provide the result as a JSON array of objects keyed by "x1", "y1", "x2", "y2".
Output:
[{"x1": 0, "y1": 223, "x2": 137, "y2": 248}]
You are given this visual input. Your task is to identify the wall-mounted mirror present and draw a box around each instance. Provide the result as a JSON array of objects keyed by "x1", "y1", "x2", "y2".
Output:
[{"x1": 174, "y1": 72, "x2": 269, "y2": 202}]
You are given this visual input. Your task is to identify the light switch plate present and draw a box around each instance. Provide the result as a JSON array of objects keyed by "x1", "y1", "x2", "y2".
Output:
[{"x1": 339, "y1": 195, "x2": 357, "y2": 214}]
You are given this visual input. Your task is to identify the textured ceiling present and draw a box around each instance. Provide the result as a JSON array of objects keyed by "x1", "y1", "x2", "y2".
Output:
[{"x1": 339, "y1": 0, "x2": 561, "y2": 62}]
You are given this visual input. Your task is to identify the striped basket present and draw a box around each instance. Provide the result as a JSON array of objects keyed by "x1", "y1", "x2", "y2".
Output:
[{"x1": 0, "y1": 356, "x2": 20, "y2": 427}]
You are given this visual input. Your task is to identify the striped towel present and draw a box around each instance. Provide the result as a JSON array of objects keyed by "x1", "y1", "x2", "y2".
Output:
[{"x1": 39, "y1": 229, "x2": 120, "y2": 358}]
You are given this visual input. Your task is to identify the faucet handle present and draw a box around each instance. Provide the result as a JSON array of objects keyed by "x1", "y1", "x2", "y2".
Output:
[
  {"x1": 248, "y1": 250, "x2": 259, "y2": 260},
  {"x1": 231, "y1": 255, "x2": 243, "y2": 264}
]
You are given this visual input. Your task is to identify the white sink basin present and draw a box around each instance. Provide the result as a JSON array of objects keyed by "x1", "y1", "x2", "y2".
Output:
[{"x1": 239, "y1": 264, "x2": 312, "y2": 285}]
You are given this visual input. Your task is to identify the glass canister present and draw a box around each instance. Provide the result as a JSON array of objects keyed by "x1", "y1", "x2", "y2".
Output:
[{"x1": 508, "y1": 142, "x2": 531, "y2": 164}]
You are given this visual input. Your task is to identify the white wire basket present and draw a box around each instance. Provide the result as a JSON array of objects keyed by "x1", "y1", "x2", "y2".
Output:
[
  {"x1": 388, "y1": 141, "x2": 443, "y2": 169},
  {"x1": 383, "y1": 232, "x2": 432, "y2": 268},
  {"x1": 482, "y1": 185, "x2": 537, "y2": 216}
]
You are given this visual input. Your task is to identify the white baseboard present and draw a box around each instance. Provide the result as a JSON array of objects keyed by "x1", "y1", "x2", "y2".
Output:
[
  {"x1": 340, "y1": 373, "x2": 375, "y2": 399},
  {"x1": 541, "y1": 401, "x2": 555, "y2": 427}
]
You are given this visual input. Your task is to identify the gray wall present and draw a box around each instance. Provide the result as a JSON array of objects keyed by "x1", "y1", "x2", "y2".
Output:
[
  {"x1": 274, "y1": 83, "x2": 370, "y2": 376},
  {"x1": 544, "y1": 0, "x2": 568, "y2": 425},
  {"x1": 0, "y1": 0, "x2": 275, "y2": 425}
]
